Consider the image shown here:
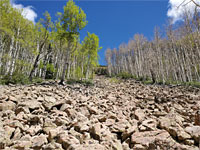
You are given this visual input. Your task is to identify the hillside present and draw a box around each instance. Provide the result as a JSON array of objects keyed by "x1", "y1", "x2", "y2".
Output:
[{"x1": 0, "y1": 76, "x2": 200, "y2": 150}]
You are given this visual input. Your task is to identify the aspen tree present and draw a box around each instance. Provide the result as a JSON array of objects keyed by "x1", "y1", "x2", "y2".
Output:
[{"x1": 58, "y1": 0, "x2": 87, "y2": 84}]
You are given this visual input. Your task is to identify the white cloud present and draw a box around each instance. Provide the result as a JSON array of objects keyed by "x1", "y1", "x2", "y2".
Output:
[
  {"x1": 11, "y1": 1, "x2": 37, "y2": 23},
  {"x1": 167, "y1": 0, "x2": 200, "y2": 23}
]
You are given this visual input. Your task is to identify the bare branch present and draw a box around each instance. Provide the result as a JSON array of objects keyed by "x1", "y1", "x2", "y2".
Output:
[
  {"x1": 183, "y1": 0, "x2": 192, "y2": 7},
  {"x1": 178, "y1": 0, "x2": 200, "y2": 8},
  {"x1": 191, "y1": 0, "x2": 200, "y2": 7},
  {"x1": 177, "y1": 0, "x2": 188, "y2": 9}
]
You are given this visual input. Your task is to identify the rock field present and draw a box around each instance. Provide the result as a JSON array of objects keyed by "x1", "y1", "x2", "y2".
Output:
[{"x1": 0, "y1": 76, "x2": 200, "y2": 150}]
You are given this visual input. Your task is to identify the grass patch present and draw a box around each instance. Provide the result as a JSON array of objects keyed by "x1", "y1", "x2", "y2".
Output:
[
  {"x1": 182, "y1": 81, "x2": 200, "y2": 88},
  {"x1": 31, "y1": 77, "x2": 44, "y2": 84},
  {"x1": 66, "y1": 79, "x2": 94, "y2": 86},
  {"x1": 109, "y1": 77, "x2": 120, "y2": 83},
  {"x1": 113, "y1": 72, "x2": 200, "y2": 89},
  {"x1": 142, "y1": 80, "x2": 153, "y2": 84}
]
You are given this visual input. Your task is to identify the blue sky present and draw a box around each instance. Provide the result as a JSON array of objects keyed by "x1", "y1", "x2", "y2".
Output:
[{"x1": 13, "y1": 0, "x2": 198, "y2": 65}]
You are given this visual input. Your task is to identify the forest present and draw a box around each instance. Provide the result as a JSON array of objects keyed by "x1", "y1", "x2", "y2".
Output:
[
  {"x1": 1, "y1": 0, "x2": 200, "y2": 87},
  {"x1": 0, "y1": 0, "x2": 101, "y2": 84},
  {"x1": 106, "y1": 8, "x2": 200, "y2": 86}
]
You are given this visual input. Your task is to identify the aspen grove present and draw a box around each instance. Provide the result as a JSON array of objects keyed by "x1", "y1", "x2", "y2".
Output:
[
  {"x1": 106, "y1": 10, "x2": 200, "y2": 84},
  {"x1": 0, "y1": 0, "x2": 101, "y2": 84}
]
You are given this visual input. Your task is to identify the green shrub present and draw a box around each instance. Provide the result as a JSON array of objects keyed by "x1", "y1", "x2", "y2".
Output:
[
  {"x1": 117, "y1": 72, "x2": 133, "y2": 79},
  {"x1": 45, "y1": 63, "x2": 56, "y2": 79},
  {"x1": 0, "y1": 73, "x2": 45, "y2": 85},
  {"x1": 67, "y1": 79, "x2": 94, "y2": 86},
  {"x1": 0, "y1": 73, "x2": 29, "y2": 85},
  {"x1": 32, "y1": 77, "x2": 44, "y2": 84}
]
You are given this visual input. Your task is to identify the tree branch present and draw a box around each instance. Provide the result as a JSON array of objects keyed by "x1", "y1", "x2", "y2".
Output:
[
  {"x1": 191, "y1": 0, "x2": 200, "y2": 7},
  {"x1": 178, "y1": 0, "x2": 200, "y2": 8}
]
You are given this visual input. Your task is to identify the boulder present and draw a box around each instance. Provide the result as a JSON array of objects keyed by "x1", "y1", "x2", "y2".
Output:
[
  {"x1": 158, "y1": 115, "x2": 192, "y2": 142},
  {"x1": 43, "y1": 96, "x2": 57, "y2": 110},
  {"x1": 0, "y1": 101, "x2": 16, "y2": 111},
  {"x1": 131, "y1": 130, "x2": 171, "y2": 148},
  {"x1": 195, "y1": 110, "x2": 200, "y2": 126},
  {"x1": 57, "y1": 132, "x2": 80, "y2": 149},
  {"x1": 13, "y1": 140, "x2": 32, "y2": 149},
  {"x1": 134, "y1": 109, "x2": 145, "y2": 121},
  {"x1": 185, "y1": 126, "x2": 200, "y2": 144},
  {"x1": 139, "y1": 119, "x2": 157, "y2": 131},
  {"x1": 89, "y1": 123, "x2": 102, "y2": 141},
  {"x1": 42, "y1": 142, "x2": 63, "y2": 150},
  {"x1": 31, "y1": 134, "x2": 48, "y2": 149},
  {"x1": 4, "y1": 126, "x2": 15, "y2": 139},
  {"x1": 43, "y1": 118, "x2": 57, "y2": 134},
  {"x1": 18, "y1": 100, "x2": 42, "y2": 111},
  {"x1": 48, "y1": 127, "x2": 62, "y2": 141},
  {"x1": 12, "y1": 127, "x2": 22, "y2": 141},
  {"x1": 0, "y1": 130, "x2": 8, "y2": 149}
]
